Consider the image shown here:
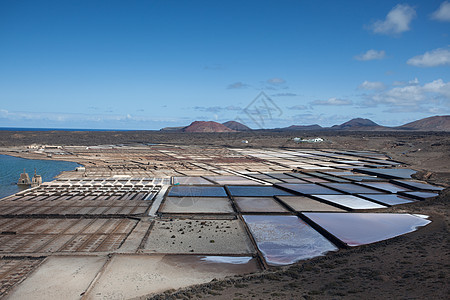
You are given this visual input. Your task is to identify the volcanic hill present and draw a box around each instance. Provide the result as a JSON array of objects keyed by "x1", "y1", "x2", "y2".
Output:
[
  {"x1": 181, "y1": 121, "x2": 236, "y2": 133},
  {"x1": 398, "y1": 115, "x2": 450, "y2": 131},
  {"x1": 222, "y1": 121, "x2": 252, "y2": 131}
]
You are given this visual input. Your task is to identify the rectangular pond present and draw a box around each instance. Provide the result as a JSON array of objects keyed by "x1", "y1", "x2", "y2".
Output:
[
  {"x1": 276, "y1": 183, "x2": 342, "y2": 195},
  {"x1": 234, "y1": 197, "x2": 289, "y2": 213},
  {"x1": 357, "y1": 182, "x2": 411, "y2": 193},
  {"x1": 312, "y1": 194, "x2": 387, "y2": 210},
  {"x1": 168, "y1": 186, "x2": 227, "y2": 197},
  {"x1": 392, "y1": 180, "x2": 444, "y2": 191},
  {"x1": 204, "y1": 176, "x2": 262, "y2": 185},
  {"x1": 355, "y1": 168, "x2": 417, "y2": 179},
  {"x1": 276, "y1": 196, "x2": 345, "y2": 212},
  {"x1": 144, "y1": 218, "x2": 254, "y2": 254},
  {"x1": 321, "y1": 183, "x2": 384, "y2": 194},
  {"x1": 227, "y1": 186, "x2": 293, "y2": 197},
  {"x1": 303, "y1": 212, "x2": 431, "y2": 247},
  {"x1": 161, "y1": 197, "x2": 234, "y2": 214},
  {"x1": 358, "y1": 194, "x2": 416, "y2": 206},
  {"x1": 172, "y1": 177, "x2": 214, "y2": 185},
  {"x1": 401, "y1": 191, "x2": 439, "y2": 200},
  {"x1": 242, "y1": 215, "x2": 338, "y2": 266}
]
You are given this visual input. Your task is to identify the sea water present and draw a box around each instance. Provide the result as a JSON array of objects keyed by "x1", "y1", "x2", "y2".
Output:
[{"x1": 0, "y1": 154, "x2": 80, "y2": 199}]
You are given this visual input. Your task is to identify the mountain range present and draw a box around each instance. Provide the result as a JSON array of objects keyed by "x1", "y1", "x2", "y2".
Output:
[{"x1": 160, "y1": 115, "x2": 450, "y2": 133}]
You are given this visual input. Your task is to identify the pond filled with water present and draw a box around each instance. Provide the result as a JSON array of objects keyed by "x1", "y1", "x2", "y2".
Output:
[
  {"x1": 243, "y1": 215, "x2": 338, "y2": 266},
  {"x1": 303, "y1": 212, "x2": 431, "y2": 247}
]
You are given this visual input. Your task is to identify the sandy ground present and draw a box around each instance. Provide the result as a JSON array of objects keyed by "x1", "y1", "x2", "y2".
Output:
[
  {"x1": 85, "y1": 254, "x2": 260, "y2": 300},
  {"x1": 234, "y1": 197, "x2": 289, "y2": 213},
  {"x1": 143, "y1": 219, "x2": 255, "y2": 254},
  {"x1": 160, "y1": 197, "x2": 234, "y2": 214},
  {"x1": 6, "y1": 256, "x2": 107, "y2": 300}
]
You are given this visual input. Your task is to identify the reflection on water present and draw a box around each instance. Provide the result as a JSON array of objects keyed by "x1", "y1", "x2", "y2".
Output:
[
  {"x1": 303, "y1": 212, "x2": 431, "y2": 247},
  {"x1": 0, "y1": 154, "x2": 80, "y2": 199},
  {"x1": 200, "y1": 256, "x2": 253, "y2": 264},
  {"x1": 312, "y1": 194, "x2": 386, "y2": 210},
  {"x1": 227, "y1": 186, "x2": 293, "y2": 197},
  {"x1": 243, "y1": 215, "x2": 338, "y2": 266},
  {"x1": 359, "y1": 194, "x2": 415, "y2": 206},
  {"x1": 356, "y1": 168, "x2": 417, "y2": 179},
  {"x1": 277, "y1": 183, "x2": 342, "y2": 195}
]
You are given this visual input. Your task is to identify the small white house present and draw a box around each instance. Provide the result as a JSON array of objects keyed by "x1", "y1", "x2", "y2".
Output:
[{"x1": 293, "y1": 137, "x2": 324, "y2": 143}]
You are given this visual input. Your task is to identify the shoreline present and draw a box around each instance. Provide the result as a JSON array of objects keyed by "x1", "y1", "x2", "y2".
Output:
[{"x1": 0, "y1": 153, "x2": 82, "y2": 199}]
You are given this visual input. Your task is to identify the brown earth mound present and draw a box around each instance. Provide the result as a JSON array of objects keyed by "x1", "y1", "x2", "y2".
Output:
[
  {"x1": 399, "y1": 115, "x2": 450, "y2": 131},
  {"x1": 181, "y1": 121, "x2": 236, "y2": 133},
  {"x1": 331, "y1": 118, "x2": 384, "y2": 130}
]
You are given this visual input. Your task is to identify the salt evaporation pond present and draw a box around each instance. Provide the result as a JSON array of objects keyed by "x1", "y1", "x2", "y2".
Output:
[
  {"x1": 242, "y1": 215, "x2": 338, "y2": 266},
  {"x1": 0, "y1": 154, "x2": 80, "y2": 199},
  {"x1": 276, "y1": 183, "x2": 342, "y2": 195},
  {"x1": 227, "y1": 185, "x2": 293, "y2": 197},
  {"x1": 303, "y1": 213, "x2": 431, "y2": 247},
  {"x1": 360, "y1": 194, "x2": 415, "y2": 206},
  {"x1": 312, "y1": 194, "x2": 387, "y2": 210},
  {"x1": 234, "y1": 197, "x2": 288, "y2": 213},
  {"x1": 168, "y1": 186, "x2": 227, "y2": 197}
]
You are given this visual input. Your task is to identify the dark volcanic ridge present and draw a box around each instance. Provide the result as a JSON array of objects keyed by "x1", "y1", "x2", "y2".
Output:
[
  {"x1": 161, "y1": 115, "x2": 450, "y2": 132},
  {"x1": 398, "y1": 115, "x2": 450, "y2": 131},
  {"x1": 222, "y1": 121, "x2": 252, "y2": 131},
  {"x1": 331, "y1": 118, "x2": 383, "y2": 130}
]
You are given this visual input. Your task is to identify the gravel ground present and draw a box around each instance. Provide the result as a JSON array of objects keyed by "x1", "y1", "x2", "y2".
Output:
[{"x1": 143, "y1": 219, "x2": 255, "y2": 254}]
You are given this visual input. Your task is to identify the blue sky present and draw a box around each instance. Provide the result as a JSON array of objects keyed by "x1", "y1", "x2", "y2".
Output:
[{"x1": 0, "y1": 0, "x2": 449, "y2": 129}]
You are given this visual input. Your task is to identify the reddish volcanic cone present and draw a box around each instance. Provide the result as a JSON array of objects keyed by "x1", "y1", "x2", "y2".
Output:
[{"x1": 181, "y1": 121, "x2": 237, "y2": 133}]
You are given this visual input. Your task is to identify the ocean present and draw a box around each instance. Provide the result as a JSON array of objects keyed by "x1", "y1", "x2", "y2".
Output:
[
  {"x1": 0, "y1": 127, "x2": 131, "y2": 131},
  {"x1": 0, "y1": 154, "x2": 80, "y2": 199}
]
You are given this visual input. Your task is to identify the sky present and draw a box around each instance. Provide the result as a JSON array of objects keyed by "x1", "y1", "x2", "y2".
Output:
[{"x1": 0, "y1": 0, "x2": 449, "y2": 130}]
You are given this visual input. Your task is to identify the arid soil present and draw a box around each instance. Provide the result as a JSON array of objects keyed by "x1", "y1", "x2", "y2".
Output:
[{"x1": 1, "y1": 130, "x2": 449, "y2": 299}]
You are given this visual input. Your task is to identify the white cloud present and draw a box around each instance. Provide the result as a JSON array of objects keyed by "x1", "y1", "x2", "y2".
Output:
[
  {"x1": 370, "y1": 4, "x2": 416, "y2": 35},
  {"x1": 288, "y1": 105, "x2": 308, "y2": 110},
  {"x1": 193, "y1": 105, "x2": 242, "y2": 113},
  {"x1": 409, "y1": 78, "x2": 420, "y2": 85},
  {"x1": 363, "y1": 79, "x2": 450, "y2": 109},
  {"x1": 227, "y1": 82, "x2": 249, "y2": 89},
  {"x1": 423, "y1": 79, "x2": 450, "y2": 98},
  {"x1": 407, "y1": 47, "x2": 450, "y2": 67},
  {"x1": 392, "y1": 78, "x2": 420, "y2": 86},
  {"x1": 431, "y1": 1, "x2": 450, "y2": 21},
  {"x1": 354, "y1": 50, "x2": 386, "y2": 61},
  {"x1": 0, "y1": 110, "x2": 168, "y2": 123},
  {"x1": 358, "y1": 81, "x2": 386, "y2": 90},
  {"x1": 267, "y1": 78, "x2": 286, "y2": 85},
  {"x1": 0, "y1": 109, "x2": 9, "y2": 117},
  {"x1": 311, "y1": 97, "x2": 352, "y2": 106},
  {"x1": 272, "y1": 92, "x2": 297, "y2": 97}
]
